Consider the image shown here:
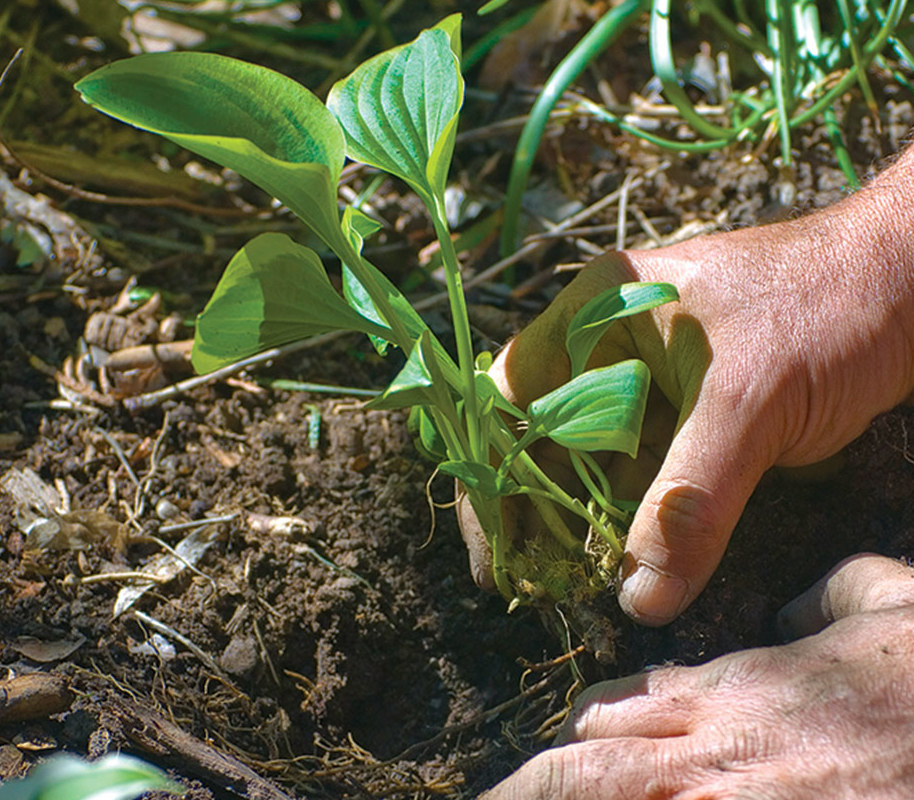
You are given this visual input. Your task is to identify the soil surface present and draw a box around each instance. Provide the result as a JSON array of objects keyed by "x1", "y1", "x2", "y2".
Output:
[{"x1": 3, "y1": 2, "x2": 914, "y2": 798}]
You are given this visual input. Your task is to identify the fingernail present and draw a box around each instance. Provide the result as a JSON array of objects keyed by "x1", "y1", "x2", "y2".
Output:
[{"x1": 618, "y1": 561, "x2": 690, "y2": 625}]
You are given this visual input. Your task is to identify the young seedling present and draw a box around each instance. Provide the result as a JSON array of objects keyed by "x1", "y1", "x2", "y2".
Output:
[{"x1": 75, "y1": 16, "x2": 678, "y2": 610}]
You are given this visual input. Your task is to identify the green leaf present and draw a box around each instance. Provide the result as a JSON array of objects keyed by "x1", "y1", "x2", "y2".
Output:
[
  {"x1": 0, "y1": 753, "x2": 182, "y2": 800},
  {"x1": 438, "y1": 460, "x2": 520, "y2": 499},
  {"x1": 566, "y1": 282, "x2": 679, "y2": 377},
  {"x1": 475, "y1": 350, "x2": 493, "y2": 371},
  {"x1": 341, "y1": 205, "x2": 383, "y2": 250},
  {"x1": 338, "y1": 205, "x2": 445, "y2": 361},
  {"x1": 474, "y1": 372, "x2": 526, "y2": 420},
  {"x1": 408, "y1": 406, "x2": 448, "y2": 461},
  {"x1": 75, "y1": 52, "x2": 346, "y2": 248},
  {"x1": 336, "y1": 216, "x2": 459, "y2": 387},
  {"x1": 327, "y1": 22, "x2": 464, "y2": 208},
  {"x1": 340, "y1": 207, "x2": 391, "y2": 355},
  {"x1": 478, "y1": 0, "x2": 512, "y2": 13},
  {"x1": 434, "y1": 13, "x2": 463, "y2": 59},
  {"x1": 368, "y1": 331, "x2": 449, "y2": 410},
  {"x1": 528, "y1": 360, "x2": 651, "y2": 456},
  {"x1": 192, "y1": 233, "x2": 387, "y2": 374}
]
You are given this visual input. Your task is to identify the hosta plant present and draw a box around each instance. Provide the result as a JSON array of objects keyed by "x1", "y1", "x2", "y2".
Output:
[{"x1": 75, "y1": 16, "x2": 678, "y2": 613}]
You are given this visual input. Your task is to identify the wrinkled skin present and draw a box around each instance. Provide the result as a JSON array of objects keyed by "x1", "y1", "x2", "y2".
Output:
[
  {"x1": 461, "y1": 150, "x2": 914, "y2": 625},
  {"x1": 482, "y1": 554, "x2": 914, "y2": 799},
  {"x1": 463, "y1": 150, "x2": 914, "y2": 796}
]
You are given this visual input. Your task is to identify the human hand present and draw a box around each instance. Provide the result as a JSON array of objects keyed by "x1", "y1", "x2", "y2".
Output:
[
  {"x1": 461, "y1": 176, "x2": 914, "y2": 624},
  {"x1": 481, "y1": 553, "x2": 914, "y2": 799}
]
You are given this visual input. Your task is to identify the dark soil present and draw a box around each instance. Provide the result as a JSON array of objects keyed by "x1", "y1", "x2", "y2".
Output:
[{"x1": 3, "y1": 2, "x2": 914, "y2": 798}]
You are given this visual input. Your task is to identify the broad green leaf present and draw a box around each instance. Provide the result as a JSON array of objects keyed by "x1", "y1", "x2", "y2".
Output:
[
  {"x1": 368, "y1": 331, "x2": 448, "y2": 410},
  {"x1": 408, "y1": 406, "x2": 448, "y2": 461},
  {"x1": 0, "y1": 753, "x2": 181, "y2": 800},
  {"x1": 192, "y1": 233, "x2": 387, "y2": 374},
  {"x1": 327, "y1": 23, "x2": 464, "y2": 208},
  {"x1": 566, "y1": 282, "x2": 679, "y2": 377},
  {"x1": 528, "y1": 360, "x2": 651, "y2": 456},
  {"x1": 340, "y1": 253, "x2": 444, "y2": 357},
  {"x1": 438, "y1": 460, "x2": 520, "y2": 499},
  {"x1": 75, "y1": 53, "x2": 346, "y2": 248},
  {"x1": 434, "y1": 13, "x2": 463, "y2": 59}
]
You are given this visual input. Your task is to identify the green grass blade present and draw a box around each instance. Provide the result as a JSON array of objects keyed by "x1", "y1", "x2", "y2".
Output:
[
  {"x1": 478, "y1": 0, "x2": 512, "y2": 14},
  {"x1": 766, "y1": 0, "x2": 796, "y2": 167},
  {"x1": 836, "y1": 0, "x2": 880, "y2": 121},
  {"x1": 649, "y1": 0, "x2": 736, "y2": 141},
  {"x1": 791, "y1": 0, "x2": 907, "y2": 128},
  {"x1": 499, "y1": 0, "x2": 648, "y2": 256}
]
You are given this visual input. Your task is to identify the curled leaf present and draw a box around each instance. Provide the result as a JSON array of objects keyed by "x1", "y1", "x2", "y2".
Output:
[
  {"x1": 566, "y1": 282, "x2": 679, "y2": 377},
  {"x1": 528, "y1": 360, "x2": 651, "y2": 456}
]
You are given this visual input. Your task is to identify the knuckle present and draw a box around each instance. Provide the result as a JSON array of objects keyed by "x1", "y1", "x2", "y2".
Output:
[
  {"x1": 512, "y1": 746, "x2": 583, "y2": 799},
  {"x1": 649, "y1": 479, "x2": 727, "y2": 558}
]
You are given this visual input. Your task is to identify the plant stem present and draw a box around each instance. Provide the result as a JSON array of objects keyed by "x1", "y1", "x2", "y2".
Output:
[
  {"x1": 836, "y1": 0, "x2": 880, "y2": 123},
  {"x1": 484, "y1": 417, "x2": 584, "y2": 555},
  {"x1": 432, "y1": 213, "x2": 482, "y2": 462},
  {"x1": 799, "y1": 3, "x2": 859, "y2": 189},
  {"x1": 577, "y1": 97, "x2": 752, "y2": 152},
  {"x1": 766, "y1": 0, "x2": 795, "y2": 167}
]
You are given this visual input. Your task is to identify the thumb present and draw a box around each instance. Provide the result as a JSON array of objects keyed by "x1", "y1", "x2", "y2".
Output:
[{"x1": 617, "y1": 394, "x2": 773, "y2": 626}]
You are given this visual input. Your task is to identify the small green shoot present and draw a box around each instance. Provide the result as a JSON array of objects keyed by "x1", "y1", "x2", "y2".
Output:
[{"x1": 76, "y1": 17, "x2": 678, "y2": 608}]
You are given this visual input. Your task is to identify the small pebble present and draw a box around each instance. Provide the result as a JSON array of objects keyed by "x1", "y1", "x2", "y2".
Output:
[
  {"x1": 155, "y1": 498, "x2": 181, "y2": 520},
  {"x1": 220, "y1": 635, "x2": 259, "y2": 677}
]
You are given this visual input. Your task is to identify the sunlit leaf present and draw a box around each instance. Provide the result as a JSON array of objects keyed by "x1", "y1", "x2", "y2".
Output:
[
  {"x1": 475, "y1": 350, "x2": 493, "y2": 371},
  {"x1": 327, "y1": 20, "x2": 464, "y2": 208},
  {"x1": 76, "y1": 53, "x2": 346, "y2": 248},
  {"x1": 438, "y1": 460, "x2": 520, "y2": 499},
  {"x1": 0, "y1": 753, "x2": 182, "y2": 800},
  {"x1": 192, "y1": 233, "x2": 387, "y2": 374},
  {"x1": 434, "y1": 12, "x2": 463, "y2": 58},
  {"x1": 566, "y1": 282, "x2": 679, "y2": 377},
  {"x1": 528, "y1": 360, "x2": 651, "y2": 456}
]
